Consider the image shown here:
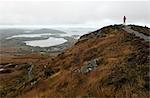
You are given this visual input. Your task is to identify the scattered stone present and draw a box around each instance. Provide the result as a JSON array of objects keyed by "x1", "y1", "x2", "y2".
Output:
[
  {"x1": 0, "y1": 68, "x2": 5, "y2": 72},
  {"x1": 0, "y1": 69, "x2": 12, "y2": 74},
  {"x1": 30, "y1": 78, "x2": 38, "y2": 86},
  {"x1": 80, "y1": 58, "x2": 98, "y2": 74},
  {"x1": 0, "y1": 63, "x2": 17, "y2": 69},
  {"x1": 73, "y1": 68, "x2": 80, "y2": 73},
  {"x1": 5, "y1": 63, "x2": 17, "y2": 68},
  {"x1": 28, "y1": 64, "x2": 34, "y2": 81}
]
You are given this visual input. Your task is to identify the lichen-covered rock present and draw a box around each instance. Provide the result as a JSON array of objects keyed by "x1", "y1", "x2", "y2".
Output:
[{"x1": 80, "y1": 58, "x2": 98, "y2": 73}]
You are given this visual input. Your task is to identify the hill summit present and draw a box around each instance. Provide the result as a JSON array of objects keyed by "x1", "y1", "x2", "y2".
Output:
[{"x1": 45, "y1": 24, "x2": 149, "y2": 97}]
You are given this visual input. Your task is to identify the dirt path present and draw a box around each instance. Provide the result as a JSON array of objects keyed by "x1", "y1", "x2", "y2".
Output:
[{"x1": 123, "y1": 26, "x2": 150, "y2": 41}]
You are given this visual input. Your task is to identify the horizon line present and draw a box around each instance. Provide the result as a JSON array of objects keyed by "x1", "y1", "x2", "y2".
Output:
[{"x1": 0, "y1": 23, "x2": 149, "y2": 29}]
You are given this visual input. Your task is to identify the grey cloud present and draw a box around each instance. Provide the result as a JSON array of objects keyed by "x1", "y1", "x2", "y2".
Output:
[{"x1": 0, "y1": 1, "x2": 149, "y2": 27}]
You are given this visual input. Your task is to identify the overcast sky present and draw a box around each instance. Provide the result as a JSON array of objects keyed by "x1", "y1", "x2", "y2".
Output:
[{"x1": 0, "y1": 0, "x2": 149, "y2": 27}]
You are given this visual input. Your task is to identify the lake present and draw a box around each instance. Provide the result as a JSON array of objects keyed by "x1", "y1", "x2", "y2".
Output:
[
  {"x1": 6, "y1": 28, "x2": 96, "y2": 47},
  {"x1": 25, "y1": 37, "x2": 67, "y2": 47}
]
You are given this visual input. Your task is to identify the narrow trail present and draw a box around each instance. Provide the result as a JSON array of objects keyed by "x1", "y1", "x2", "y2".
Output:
[{"x1": 122, "y1": 26, "x2": 150, "y2": 41}]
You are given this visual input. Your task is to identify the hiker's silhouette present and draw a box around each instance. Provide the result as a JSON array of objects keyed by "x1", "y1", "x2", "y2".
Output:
[{"x1": 123, "y1": 16, "x2": 126, "y2": 25}]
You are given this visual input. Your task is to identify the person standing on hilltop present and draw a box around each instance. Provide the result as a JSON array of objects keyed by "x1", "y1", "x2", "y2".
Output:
[{"x1": 123, "y1": 16, "x2": 126, "y2": 25}]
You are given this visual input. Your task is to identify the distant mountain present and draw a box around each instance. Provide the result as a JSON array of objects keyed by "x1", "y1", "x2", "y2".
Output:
[
  {"x1": 31, "y1": 28, "x2": 66, "y2": 34},
  {"x1": 0, "y1": 28, "x2": 66, "y2": 40}
]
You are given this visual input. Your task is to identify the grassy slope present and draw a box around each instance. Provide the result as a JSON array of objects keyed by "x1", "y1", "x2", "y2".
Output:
[
  {"x1": 3, "y1": 25, "x2": 149, "y2": 98},
  {"x1": 45, "y1": 25, "x2": 149, "y2": 97}
]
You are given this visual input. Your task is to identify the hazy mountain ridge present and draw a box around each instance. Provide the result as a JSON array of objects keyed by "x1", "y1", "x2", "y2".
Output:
[{"x1": 0, "y1": 28, "x2": 66, "y2": 40}]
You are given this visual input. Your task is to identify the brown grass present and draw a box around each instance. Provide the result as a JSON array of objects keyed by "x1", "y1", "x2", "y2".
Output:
[{"x1": 1, "y1": 25, "x2": 149, "y2": 98}]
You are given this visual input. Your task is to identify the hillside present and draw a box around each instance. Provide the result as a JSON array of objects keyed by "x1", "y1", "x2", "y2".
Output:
[{"x1": 1, "y1": 24, "x2": 149, "y2": 98}]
